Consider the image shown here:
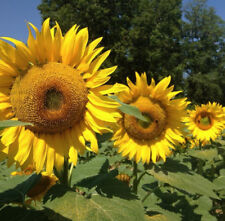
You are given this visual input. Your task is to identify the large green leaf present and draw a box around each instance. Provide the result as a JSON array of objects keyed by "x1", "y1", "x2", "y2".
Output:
[
  {"x1": 43, "y1": 186, "x2": 145, "y2": 221},
  {"x1": 0, "y1": 173, "x2": 41, "y2": 205},
  {"x1": 188, "y1": 149, "x2": 218, "y2": 161},
  {"x1": 145, "y1": 205, "x2": 181, "y2": 221},
  {"x1": 75, "y1": 169, "x2": 118, "y2": 190},
  {"x1": 147, "y1": 166, "x2": 219, "y2": 199},
  {"x1": 145, "y1": 214, "x2": 168, "y2": 221},
  {"x1": 193, "y1": 196, "x2": 216, "y2": 221},
  {"x1": 71, "y1": 156, "x2": 108, "y2": 185},
  {"x1": 109, "y1": 95, "x2": 149, "y2": 122},
  {"x1": 0, "y1": 120, "x2": 33, "y2": 130},
  {"x1": 213, "y1": 175, "x2": 225, "y2": 190},
  {"x1": 0, "y1": 206, "x2": 50, "y2": 221},
  {"x1": 0, "y1": 161, "x2": 41, "y2": 205}
]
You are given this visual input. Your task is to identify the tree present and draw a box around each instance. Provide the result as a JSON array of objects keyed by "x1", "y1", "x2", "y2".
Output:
[
  {"x1": 38, "y1": 0, "x2": 184, "y2": 87},
  {"x1": 182, "y1": 0, "x2": 225, "y2": 104}
]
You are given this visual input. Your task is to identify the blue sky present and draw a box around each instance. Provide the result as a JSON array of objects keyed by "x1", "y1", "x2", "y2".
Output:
[
  {"x1": 0, "y1": 0, "x2": 41, "y2": 42},
  {"x1": 0, "y1": 0, "x2": 224, "y2": 43}
]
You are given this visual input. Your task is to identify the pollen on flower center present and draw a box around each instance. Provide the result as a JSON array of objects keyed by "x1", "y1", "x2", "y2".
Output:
[
  {"x1": 123, "y1": 96, "x2": 167, "y2": 140},
  {"x1": 10, "y1": 62, "x2": 88, "y2": 133}
]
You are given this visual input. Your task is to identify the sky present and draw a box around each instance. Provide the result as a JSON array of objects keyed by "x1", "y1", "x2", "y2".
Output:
[
  {"x1": 0, "y1": 0, "x2": 224, "y2": 43},
  {"x1": 0, "y1": 0, "x2": 41, "y2": 42}
]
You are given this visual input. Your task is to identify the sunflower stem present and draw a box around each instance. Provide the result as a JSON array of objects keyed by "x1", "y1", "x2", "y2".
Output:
[
  {"x1": 58, "y1": 158, "x2": 70, "y2": 187},
  {"x1": 68, "y1": 163, "x2": 74, "y2": 186},
  {"x1": 136, "y1": 171, "x2": 146, "y2": 186},
  {"x1": 132, "y1": 161, "x2": 138, "y2": 194},
  {"x1": 141, "y1": 191, "x2": 152, "y2": 203}
]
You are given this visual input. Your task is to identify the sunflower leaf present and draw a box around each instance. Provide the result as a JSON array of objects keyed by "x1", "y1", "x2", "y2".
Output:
[
  {"x1": 145, "y1": 205, "x2": 182, "y2": 221},
  {"x1": 71, "y1": 156, "x2": 108, "y2": 186},
  {"x1": 188, "y1": 148, "x2": 218, "y2": 161},
  {"x1": 109, "y1": 95, "x2": 149, "y2": 122},
  {"x1": 0, "y1": 173, "x2": 41, "y2": 205},
  {"x1": 0, "y1": 120, "x2": 33, "y2": 130},
  {"x1": 147, "y1": 165, "x2": 219, "y2": 199},
  {"x1": 193, "y1": 196, "x2": 216, "y2": 221},
  {"x1": 43, "y1": 185, "x2": 145, "y2": 221},
  {"x1": 0, "y1": 206, "x2": 49, "y2": 221}
]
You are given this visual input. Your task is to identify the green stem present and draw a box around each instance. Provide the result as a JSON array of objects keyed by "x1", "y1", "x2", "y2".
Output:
[
  {"x1": 141, "y1": 191, "x2": 152, "y2": 203},
  {"x1": 68, "y1": 163, "x2": 74, "y2": 186},
  {"x1": 132, "y1": 161, "x2": 138, "y2": 194},
  {"x1": 56, "y1": 158, "x2": 70, "y2": 187},
  {"x1": 136, "y1": 171, "x2": 146, "y2": 187}
]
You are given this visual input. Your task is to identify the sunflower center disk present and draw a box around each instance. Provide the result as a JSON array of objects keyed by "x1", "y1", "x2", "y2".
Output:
[
  {"x1": 195, "y1": 112, "x2": 213, "y2": 130},
  {"x1": 45, "y1": 88, "x2": 64, "y2": 110},
  {"x1": 10, "y1": 62, "x2": 88, "y2": 133},
  {"x1": 124, "y1": 97, "x2": 167, "y2": 140}
]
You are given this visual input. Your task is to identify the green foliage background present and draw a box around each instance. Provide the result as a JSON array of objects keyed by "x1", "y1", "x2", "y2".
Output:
[
  {"x1": 1, "y1": 136, "x2": 225, "y2": 220},
  {"x1": 38, "y1": 0, "x2": 225, "y2": 104}
]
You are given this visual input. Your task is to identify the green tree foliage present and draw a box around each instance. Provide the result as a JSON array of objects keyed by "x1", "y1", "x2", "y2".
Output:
[
  {"x1": 38, "y1": 0, "x2": 184, "y2": 87},
  {"x1": 182, "y1": 0, "x2": 225, "y2": 104}
]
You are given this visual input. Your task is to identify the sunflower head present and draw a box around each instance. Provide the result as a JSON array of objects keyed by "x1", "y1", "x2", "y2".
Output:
[
  {"x1": 113, "y1": 72, "x2": 188, "y2": 164},
  {"x1": 0, "y1": 18, "x2": 125, "y2": 174},
  {"x1": 186, "y1": 102, "x2": 225, "y2": 144},
  {"x1": 11, "y1": 165, "x2": 35, "y2": 176},
  {"x1": 26, "y1": 172, "x2": 58, "y2": 204}
]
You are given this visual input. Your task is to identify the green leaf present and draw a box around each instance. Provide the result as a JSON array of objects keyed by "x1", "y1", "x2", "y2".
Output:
[
  {"x1": 109, "y1": 95, "x2": 149, "y2": 122},
  {"x1": 148, "y1": 165, "x2": 219, "y2": 199},
  {"x1": 0, "y1": 120, "x2": 33, "y2": 130},
  {"x1": 213, "y1": 175, "x2": 225, "y2": 190},
  {"x1": 44, "y1": 186, "x2": 145, "y2": 221},
  {"x1": 214, "y1": 139, "x2": 225, "y2": 146},
  {"x1": 193, "y1": 196, "x2": 216, "y2": 221},
  {"x1": 146, "y1": 205, "x2": 181, "y2": 221},
  {"x1": 0, "y1": 173, "x2": 41, "y2": 205},
  {"x1": 145, "y1": 214, "x2": 168, "y2": 221},
  {"x1": 188, "y1": 149, "x2": 218, "y2": 161},
  {"x1": 0, "y1": 161, "x2": 41, "y2": 205},
  {"x1": 71, "y1": 156, "x2": 108, "y2": 186},
  {"x1": 0, "y1": 206, "x2": 50, "y2": 221},
  {"x1": 75, "y1": 169, "x2": 118, "y2": 190}
]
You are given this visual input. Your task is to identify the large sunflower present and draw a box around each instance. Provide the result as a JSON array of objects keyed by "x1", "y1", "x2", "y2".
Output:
[
  {"x1": 0, "y1": 18, "x2": 125, "y2": 174},
  {"x1": 113, "y1": 73, "x2": 188, "y2": 164},
  {"x1": 185, "y1": 102, "x2": 225, "y2": 144}
]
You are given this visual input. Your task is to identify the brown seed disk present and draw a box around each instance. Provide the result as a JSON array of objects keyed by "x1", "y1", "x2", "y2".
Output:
[
  {"x1": 10, "y1": 62, "x2": 88, "y2": 133},
  {"x1": 124, "y1": 96, "x2": 167, "y2": 140},
  {"x1": 195, "y1": 111, "x2": 213, "y2": 130}
]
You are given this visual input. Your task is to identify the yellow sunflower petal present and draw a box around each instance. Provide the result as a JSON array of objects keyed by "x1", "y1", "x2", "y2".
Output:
[{"x1": 112, "y1": 72, "x2": 188, "y2": 164}]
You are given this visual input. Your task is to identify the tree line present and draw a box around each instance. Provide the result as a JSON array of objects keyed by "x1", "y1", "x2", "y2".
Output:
[{"x1": 38, "y1": 0, "x2": 225, "y2": 105}]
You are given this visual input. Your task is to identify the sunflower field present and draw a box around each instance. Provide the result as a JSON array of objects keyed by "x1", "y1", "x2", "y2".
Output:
[{"x1": 0, "y1": 17, "x2": 225, "y2": 221}]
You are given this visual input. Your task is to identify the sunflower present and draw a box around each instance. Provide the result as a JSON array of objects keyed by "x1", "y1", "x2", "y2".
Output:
[
  {"x1": 112, "y1": 73, "x2": 188, "y2": 164},
  {"x1": 185, "y1": 102, "x2": 225, "y2": 145},
  {"x1": 0, "y1": 18, "x2": 125, "y2": 174},
  {"x1": 11, "y1": 169, "x2": 58, "y2": 204},
  {"x1": 26, "y1": 172, "x2": 58, "y2": 204}
]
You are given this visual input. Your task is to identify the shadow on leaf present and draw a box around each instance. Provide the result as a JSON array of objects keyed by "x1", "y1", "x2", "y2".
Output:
[
  {"x1": 43, "y1": 184, "x2": 71, "y2": 204},
  {"x1": 0, "y1": 206, "x2": 50, "y2": 221},
  {"x1": 159, "y1": 158, "x2": 192, "y2": 174},
  {"x1": 43, "y1": 207, "x2": 71, "y2": 221}
]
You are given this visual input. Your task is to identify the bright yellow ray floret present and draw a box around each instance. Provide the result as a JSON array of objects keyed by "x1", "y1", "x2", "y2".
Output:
[
  {"x1": 113, "y1": 72, "x2": 189, "y2": 164},
  {"x1": 185, "y1": 102, "x2": 225, "y2": 145},
  {"x1": 0, "y1": 18, "x2": 126, "y2": 174}
]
